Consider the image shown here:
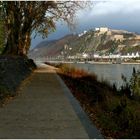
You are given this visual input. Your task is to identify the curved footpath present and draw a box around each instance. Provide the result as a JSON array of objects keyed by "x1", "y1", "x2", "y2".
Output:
[{"x1": 0, "y1": 63, "x2": 103, "y2": 139}]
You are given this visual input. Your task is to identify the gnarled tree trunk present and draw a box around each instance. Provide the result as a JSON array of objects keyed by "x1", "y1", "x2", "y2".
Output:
[
  {"x1": 2, "y1": 2, "x2": 31, "y2": 56},
  {"x1": 3, "y1": 32, "x2": 31, "y2": 56}
]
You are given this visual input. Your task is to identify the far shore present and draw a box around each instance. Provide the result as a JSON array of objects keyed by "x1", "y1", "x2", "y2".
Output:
[{"x1": 44, "y1": 60, "x2": 140, "y2": 65}]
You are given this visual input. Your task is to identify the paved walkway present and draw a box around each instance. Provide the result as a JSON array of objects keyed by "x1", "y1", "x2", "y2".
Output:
[{"x1": 0, "y1": 63, "x2": 103, "y2": 139}]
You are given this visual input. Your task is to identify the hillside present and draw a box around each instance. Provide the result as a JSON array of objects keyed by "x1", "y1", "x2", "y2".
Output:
[
  {"x1": 29, "y1": 28, "x2": 140, "y2": 60},
  {"x1": 29, "y1": 34, "x2": 78, "y2": 59}
]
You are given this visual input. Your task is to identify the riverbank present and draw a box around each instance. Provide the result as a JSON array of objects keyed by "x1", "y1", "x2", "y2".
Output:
[
  {"x1": 46, "y1": 61, "x2": 140, "y2": 90},
  {"x1": 54, "y1": 63, "x2": 140, "y2": 139},
  {"x1": 45, "y1": 60, "x2": 140, "y2": 65}
]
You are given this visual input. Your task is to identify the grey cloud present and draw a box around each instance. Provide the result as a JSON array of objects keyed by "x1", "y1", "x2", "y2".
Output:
[{"x1": 31, "y1": 0, "x2": 140, "y2": 48}]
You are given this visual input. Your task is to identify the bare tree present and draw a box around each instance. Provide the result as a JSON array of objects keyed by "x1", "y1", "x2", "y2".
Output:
[{"x1": 1, "y1": 1, "x2": 89, "y2": 56}]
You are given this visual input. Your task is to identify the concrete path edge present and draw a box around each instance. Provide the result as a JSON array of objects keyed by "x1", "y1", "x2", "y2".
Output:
[{"x1": 56, "y1": 74, "x2": 104, "y2": 139}]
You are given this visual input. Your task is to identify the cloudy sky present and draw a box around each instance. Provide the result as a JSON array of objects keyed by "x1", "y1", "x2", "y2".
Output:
[{"x1": 31, "y1": 0, "x2": 140, "y2": 48}]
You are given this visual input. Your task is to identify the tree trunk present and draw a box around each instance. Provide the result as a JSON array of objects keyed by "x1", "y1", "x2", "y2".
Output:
[
  {"x1": 2, "y1": 27, "x2": 19, "y2": 55},
  {"x1": 18, "y1": 32, "x2": 31, "y2": 56},
  {"x1": 3, "y1": 32, "x2": 31, "y2": 56},
  {"x1": 2, "y1": 2, "x2": 31, "y2": 56}
]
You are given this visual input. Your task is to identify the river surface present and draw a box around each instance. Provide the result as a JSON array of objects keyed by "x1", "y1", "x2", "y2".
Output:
[{"x1": 69, "y1": 63, "x2": 140, "y2": 89}]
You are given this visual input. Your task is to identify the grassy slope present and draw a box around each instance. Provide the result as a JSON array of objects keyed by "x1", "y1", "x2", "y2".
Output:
[
  {"x1": 55, "y1": 64, "x2": 140, "y2": 139},
  {"x1": 0, "y1": 56, "x2": 36, "y2": 106}
]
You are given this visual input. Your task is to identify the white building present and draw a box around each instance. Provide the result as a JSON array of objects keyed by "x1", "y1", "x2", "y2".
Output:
[
  {"x1": 100, "y1": 27, "x2": 109, "y2": 32},
  {"x1": 136, "y1": 52, "x2": 139, "y2": 57},
  {"x1": 95, "y1": 27, "x2": 108, "y2": 32},
  {"x1": 78, "y1": 33, "x2": 83, "y2": 37},
  {"x1": 83, "y1": 30, "x2": 87, "y2": 34},
  {"x1": 82, "y1": 53, "x2": 88, "y2": 58},
  {"x1": 93, "y1": 54, "x2": 99, "y2": 58},
  {"x1": 95, "y1": 27, "x2": 109, "y2": 35},
  {"x1": 78, "y1": 30, "x2": 87, "y2": 37},
  {"x1": 95, "y1": 28, "x2": 100, "y2": 31}
]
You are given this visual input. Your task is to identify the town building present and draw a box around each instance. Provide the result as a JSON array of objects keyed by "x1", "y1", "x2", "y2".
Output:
[
  {"x1": 100, "y1": 27, "x2": 109, "y2": 32},
  {"x1": 95, "y1": 27, "x2": 108, "y2": 32},
  {"x1": 135, "y1": 35, "x2": 140, "y2": 40},
  {"x1": 95, "y1": 28, "x2": 100, "y2": 31},
  {"x1": 111, "y1": 35, "x2": 124, "y2": 41}
]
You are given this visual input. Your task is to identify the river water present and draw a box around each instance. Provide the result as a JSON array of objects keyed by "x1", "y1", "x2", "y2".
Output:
[{"x1": 69, "y1": 63, "x2": 140, "y2": 89}]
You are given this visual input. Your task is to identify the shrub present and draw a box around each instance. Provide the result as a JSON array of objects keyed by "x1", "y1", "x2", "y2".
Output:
[
  {"x1": 121, "y1": 68, "x2": 140, "y2": 99},
  {"x1": 57, "y1": 64, "x2": 140, "y2": 138}
]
